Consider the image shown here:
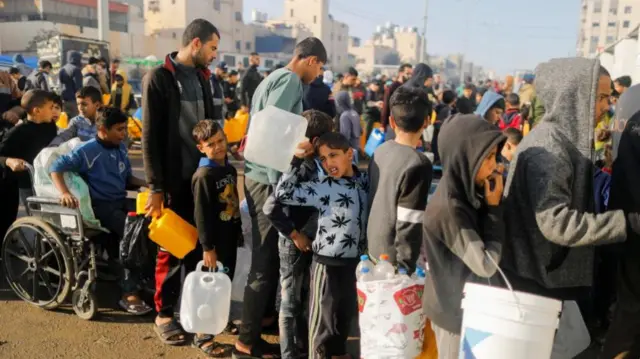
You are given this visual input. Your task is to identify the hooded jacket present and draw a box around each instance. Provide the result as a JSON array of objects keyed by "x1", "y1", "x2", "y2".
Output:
[
  {"x1": 110, "y1": 70, "x2": 135, "y2": 112},
  {"x1": 59, "y1": 51, "x2": 83, "y2": 102},
  {"x1": 12, "y1": 54, "x2": 32, "y2": 77},
  {"x1": 502, "y1": 58, "x2": 627, "y2": 295},
  {"x1": 25, "y1": 69, "x2": 49, "y2": 92},
  {"x1": 82, "y1": 65, "x2": 102, "y2": 93},
  {"x1": 474, "y1": 91, "x2": 504, "y2": 120},
  {"x1": 335, "y1": 91, "x2": 362, "y2": 149},
  {"x1": 402, "y1": 63, "x2": 433, "y2": 92},
  {"x1": 303, "y1": 75, "x2": 336, "y2": 118},
  {"x1": 241, "y1": 64, "x2": 263, "y2": 107},
  {"x1": 422, "y1": 114, "x2": 506, "y2": 334}
]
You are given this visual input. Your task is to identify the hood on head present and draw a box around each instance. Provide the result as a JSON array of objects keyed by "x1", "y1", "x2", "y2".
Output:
[
  {"x1": 13, "y1": 54, "x2": 25, "y2": 64},
  {"x1": 535, "y1": 57, "x2": 601, "y2": 158},
  {"x1": 474, "y1": 91, "x2": 504, "y2": 118},
  {"x1": 402, "y1": 63, "x2": 433, "y2": 90},
  {"x1": 612, "y1": 84, "x2": 640, "y2": 160},
  {"x1": 67, "y1": 51, "x2": 82, "y2": 66},
  {"x1": 335, "y1": 91, "x2": 353, "y2": 113},
  {"x1": 116, "y1": 69, "x2": 128, "y2": 83},
  {"x1": 438, "y1": 114, "x2": 506, "y2": 207}
]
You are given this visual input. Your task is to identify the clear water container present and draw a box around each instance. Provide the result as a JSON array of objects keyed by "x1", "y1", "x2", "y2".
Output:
[
  {"x1": 180, "y1": 261, "x2": 232, "y2": 335},
  {"x1": 373, "y1": 254, "x2": 395, "y2": 280},
  {"x1": 244, "y1": 105, "x2": 309, "y2": 172},
  {"x1": 355, "y1": 254, "x2": 374, "y2": 281},
  {"x1": 357, "y1": 267, "x2": 375, "y2": 282}
]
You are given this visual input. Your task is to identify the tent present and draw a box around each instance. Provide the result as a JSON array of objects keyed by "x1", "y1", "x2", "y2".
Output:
[{"x1": 0, "y1": 55, "x2": 38, "y2": 70}]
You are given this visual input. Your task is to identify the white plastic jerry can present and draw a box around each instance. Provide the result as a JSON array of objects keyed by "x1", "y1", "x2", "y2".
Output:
[{"x1": 180, "y1": 261, "x2": 232, "y2": 335}]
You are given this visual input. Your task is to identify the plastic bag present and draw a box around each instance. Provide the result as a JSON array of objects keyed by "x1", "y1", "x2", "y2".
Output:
[
  {"x1": 33, "y1": 138, "x2": 102, "y2": 228},
  {"x1": 357, "y1": 276, "x2": 426, "y2": 359},
  {"x1": 551, "y1": 300, "x2": 591, "y2": 359},
  {"x1": 232, "y1": 199, "x2": 252, "y2": 302},
  {"x1": 120, "y1": 213, "x2": 153, "y2": 270}
]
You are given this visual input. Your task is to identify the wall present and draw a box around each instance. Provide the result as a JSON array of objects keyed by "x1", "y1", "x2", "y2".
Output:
[{"x1": 612, "y1": 37, "x2": 637, "y2": 79}]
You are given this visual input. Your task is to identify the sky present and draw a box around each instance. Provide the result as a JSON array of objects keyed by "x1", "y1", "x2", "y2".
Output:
[{"x1": 243, "y1": 0, "x2": 582, "y2": 76}]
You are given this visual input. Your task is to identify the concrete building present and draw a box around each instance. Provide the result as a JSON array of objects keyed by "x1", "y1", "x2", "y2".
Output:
[
  {"x1": 144, "y1": 0, "x2": 255, "y2": 57},
  {"x1": 250, "y1": 13, "x2": 314, "y2": 68},
  {"x1": 371, "y1": 23, "x2": 425, "y2": 64},
  {"x1": 597, "y1": 24, "x2": 640, "y2": 82},
  {"x1": 0, "y1": 0, "x2": 147, "y2": 58},
  {"x1": 348, "y1": 36, "x2": 400, "y2": 74},
  {"x1": 577, "y1": 0, "x2": 640, "y2": 57},
  {"x1": 280, "y1": 0, "x2": 350, "y2": 71}
]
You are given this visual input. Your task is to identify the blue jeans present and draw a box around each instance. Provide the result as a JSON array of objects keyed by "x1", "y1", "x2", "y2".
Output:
[{"x1": 279, "y1": 236, "x2": 312, "y2": 359}]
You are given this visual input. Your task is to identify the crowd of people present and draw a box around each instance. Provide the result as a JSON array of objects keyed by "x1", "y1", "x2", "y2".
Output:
[{"x1": 2, "y1": 16, "x2": 640, "y2": 359}]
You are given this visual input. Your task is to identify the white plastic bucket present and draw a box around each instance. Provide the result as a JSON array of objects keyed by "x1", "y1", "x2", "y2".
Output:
[{"x1": 459, "y1": 282, "x2": 562, "y2": 359}]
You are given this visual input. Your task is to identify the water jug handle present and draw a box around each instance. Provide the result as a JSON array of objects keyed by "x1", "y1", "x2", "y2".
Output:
[
  {"x1": 196, "y1": 260, "x2": 227, "y2": 273},
  {"x1": 483, "y1": 250, "x2": 525, "y2": 321}
]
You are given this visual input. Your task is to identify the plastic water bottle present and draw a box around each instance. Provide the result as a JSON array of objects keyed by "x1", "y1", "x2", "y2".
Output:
[
  {"x1": 357, "y1": 267, "x2": 375, "y2": 282},
  {"x1": 373, "y1": 254, "x2": 395, "y2": 280},
  {"x1": 355, "y1": 254, "x2": 374, "y2": 280},
  {"x1": 411, "y1": 267, "x2": 426, "y2": 281},
  {"x1": 397, "y1": 267, "x2": 410, "y2": 280}
]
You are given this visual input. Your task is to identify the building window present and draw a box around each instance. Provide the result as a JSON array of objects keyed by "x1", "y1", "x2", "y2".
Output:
[
  {"x1": 235, "y1": 12, "x2": 242, "y2": 21},
  {"x1": 314, "y1": 15, "x2": 317, "y2": 24},
  {"x1": 245, "y1": 41, "x2": 251, "y2": 50},
  {"x1": 625, "y1": 6, "x2": 632, "y2": 14},
  {"x1": 624, "y1": 20, "x2": 630, "y2": 28},
  {"x1": 265, "y1": 59, "x2": 274, "y2": 68},
  {"x1": 608, "y1": 21, "x2": 616, "y2": 27},
  {"x1": 592, "y1": 22, "x2": 600, "y2": 27},
  {"x1": 172, "y1": 32, "x2": 176, "y2": 39},
  {"x1": 79, "y1": 26, "x2": 84, "y2": 34},
  {"x1": 214, "y1": 0, "x2": 221, "y2": 11},
  {"x1": 236, "y1": 41, "x2": 241, "y2": 50},
  {"x1": 171, "y1": 0, "x2": 175, "y2": 4},
  {"x1": 589, "y1": 35, "x2": 599, "y2": 54},
  {"x1": 243, "y1": 57, "x2": 249, "y2": 67},
  {"x1": 610, "y1": 7, "x2": 617, "y2": 15},
  {"x1": 607, "y1": 36, "x2": 615, "y2": 44},
  {"x1": 290, "y1": 9, "x2": 294, "y2": 17}
]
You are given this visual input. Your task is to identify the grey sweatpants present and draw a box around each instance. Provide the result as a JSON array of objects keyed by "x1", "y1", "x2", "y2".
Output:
[{"x1": 431, "y1": 322, "x2": 460, "y2": 359}]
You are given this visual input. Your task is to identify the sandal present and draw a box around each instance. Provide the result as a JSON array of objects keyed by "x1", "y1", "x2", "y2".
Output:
[
  {"x1": 153, "y1": 318, "x2": 187, "y2": 346},
  {"x1": 224, "y1": 321, "x2": 240, "y2": 335},
  {"x1": 193, "y1": 334, "x2": 231, "y2": 358},
  {"x1": 232, "y1": 339, "x2": 281, "y2": 359},
  {"x1": 119, "y1": 298, "x2": 153, "y2": 316}
]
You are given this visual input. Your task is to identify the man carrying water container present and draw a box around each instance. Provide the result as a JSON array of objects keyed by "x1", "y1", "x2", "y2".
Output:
[{"x1": 233, "y1": 37, "x2": 328, "y2": 359}]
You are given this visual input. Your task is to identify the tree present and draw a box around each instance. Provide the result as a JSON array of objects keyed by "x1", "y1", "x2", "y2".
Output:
[{"x1": 27, "y1": 29, "x2": 60, "y2": 52}]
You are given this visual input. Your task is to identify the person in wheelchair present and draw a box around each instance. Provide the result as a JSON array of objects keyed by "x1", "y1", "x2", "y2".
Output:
[{"x1": 49, "y1": 106, "x2": 152, "y2": 315}]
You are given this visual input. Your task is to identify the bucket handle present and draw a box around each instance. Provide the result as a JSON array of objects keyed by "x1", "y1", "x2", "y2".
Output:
[
  {"x1": 484, "y1": 250, "x2": 525, "y2": 321},
  {"x1": 196, "y1": 260, "x2": 229, "y2": 274}
]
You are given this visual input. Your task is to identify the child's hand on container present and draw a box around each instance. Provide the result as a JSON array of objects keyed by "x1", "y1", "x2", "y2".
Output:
[
  {"x1": 294, "y1": 139, "x2": 314, "y2": 159},
  {"x1": 203, "y1": 249, "x2": 218, "y2": 269}
]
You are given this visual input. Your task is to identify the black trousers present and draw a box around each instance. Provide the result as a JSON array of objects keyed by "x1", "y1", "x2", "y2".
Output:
[
  {"x1": 238, "y1": 177, "x2": 280, "y2": 346},
  {"x1": 308, "y1": 260, "x2": 357, "y2": 359},
  {"x1": 0, "y1": 181, "x2": 19, "y2": 247}
]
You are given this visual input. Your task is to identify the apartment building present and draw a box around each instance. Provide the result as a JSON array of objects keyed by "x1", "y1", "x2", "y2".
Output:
[
  {"x1": 577, "y1": 0, "x2": 640, "y2": 56},
  {"x1": 281, "y1": 0, "x2": 349, "y2": 71}
]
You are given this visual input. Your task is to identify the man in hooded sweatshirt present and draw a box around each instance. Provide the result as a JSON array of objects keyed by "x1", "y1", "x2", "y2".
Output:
[
  {"x1": 422, "y1": 114, "x2": 506, "y2": 359},
  {"x1": 59, "y1": 51, "x2": 84, "y2": 118},
  {"x1": 12, "y1": 54, "x2": 32, "y2": 77},
  {"x1": 474, "y1": 91, "x2": 505, "y2": 126},
  {"x1": 501, "y1": 58, "x2": 640, "y2": 307},
  {"x1": 335, "y1": 91, "x2": 362, "y2": 152},
  {"x1": 602, "y1": 84, "x2": 640, "y2": 359}
]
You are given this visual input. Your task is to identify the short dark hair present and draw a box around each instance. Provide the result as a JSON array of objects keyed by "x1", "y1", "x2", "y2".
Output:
[
  {"x1": 76, "y1": 86, "x2": 103, "y2": 104},
  {"x1": 96, "y1": 106, "x2": 128, "y2": 130},
  {"x1": 302, "y1": 110, "x2": 334, "y2": 139},
  {"x1": 192, "y1": 119, "x2": 224, "y2": 143},
  {"x1": 504, "y1": 127, "x2": 523, "y2": 145},
  {"x1": 506, "y1": 93, "x2": 520, "y2": 106},
  {"x1": 88, "y1": 57, "x2": 99, "y2": 65},
  {"x1": 314, "y1": 132, "x2": 350, "y2": 154},
  {"x1": 347, "y1": 67, "x2": 358, "y2": 77},
  {"x1": 182, "y1": 19, "x2": 221, "y2": 47},
  {"x1": 464, "y1": 84, "x2": 474, "y2": 90},
  {"x1": 615, "y1": 75, "x2": 631, "y2": 88},
  {"x1": 99, "y1": 57, "x2": 108, "y2": 63},
  {"x1": 9, "y1": 67, "x2": 20, "y2": 75},
  {"x1": 490, "y1": 98, "x2": 506, "y2": 112},
  {"x1": 113, "y1": 58, "x2": 121, "y2": 64},
  {"x1": 250, "y1": 52, "x2": 259, "y2": 57},
  {"x1": 398, "y1": 63, "x2": 412, "y2": 73},
  {"x1": 294, "y1": 37, "x2": 327, "y2": 64},
  {"x1": 39, "y1": 60, "x2": 52, "y2": 70},
  {"x1": 50, "y1": 93, "x2": 63, "y2": 107},
  {"x1": 21, "y1": 90, "x2": 53, "y2": 114},
  {"x1": 390, "y1": 87, "x2": 431, "y2": 133},
  {"x1": 442, "y1": 90, "x2": 456, "y2": 105}
]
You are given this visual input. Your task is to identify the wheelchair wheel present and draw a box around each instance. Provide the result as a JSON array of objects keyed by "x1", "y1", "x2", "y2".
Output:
[
  {"x1": 71, "y1": 288, "x2": 97, "y2": 320},
  {"x1": 1, "y1": 217, "x2": 73, "y2": 310}
]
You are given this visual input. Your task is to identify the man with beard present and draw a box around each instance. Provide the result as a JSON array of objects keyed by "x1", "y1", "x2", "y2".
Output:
[
  {"x1": 241, "y1": 52, "x2": 263, "y2": 110},
  {"x1": 142, "y1": 19, "x2": 221, "y2": 354},
  {"x1": 381, "y1": 63, "x2": 412, "y2": 131}
]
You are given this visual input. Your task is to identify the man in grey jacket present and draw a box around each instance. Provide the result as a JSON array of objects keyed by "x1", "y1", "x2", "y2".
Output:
[{"x1": 502, "y1": 58, "x2": 640, "y2": 300}]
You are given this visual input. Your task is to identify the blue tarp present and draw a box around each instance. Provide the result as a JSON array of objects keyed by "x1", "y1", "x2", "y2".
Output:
[{"x1": 0, "y1": 55, "x2": 38, "y2": 69}]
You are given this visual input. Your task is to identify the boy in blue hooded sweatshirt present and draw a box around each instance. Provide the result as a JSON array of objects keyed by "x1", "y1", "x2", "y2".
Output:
[
  {"x1": 474, "y1": 91, "x2": 505, "y2": 126},
  {"x1": 272, "y1": 132, "x2": 368, "y2": 359}
]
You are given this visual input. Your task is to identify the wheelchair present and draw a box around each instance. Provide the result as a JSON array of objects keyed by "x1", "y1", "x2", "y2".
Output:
[{"x1": 1, "y1": 165, "x2": 112, "y2": 320}]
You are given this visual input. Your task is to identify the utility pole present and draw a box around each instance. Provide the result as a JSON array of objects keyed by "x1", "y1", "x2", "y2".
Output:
[
  {"x1": 420, "y1": 0, "x2": 429, "y2": 63},
  {"x1": 97, "y1": 0, "x2": 110, "y2": 42}
]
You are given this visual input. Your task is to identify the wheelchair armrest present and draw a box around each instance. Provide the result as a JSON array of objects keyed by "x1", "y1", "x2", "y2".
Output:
[{"x1": 26, "y1": 196, "x2": 63, "y2": 206}]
